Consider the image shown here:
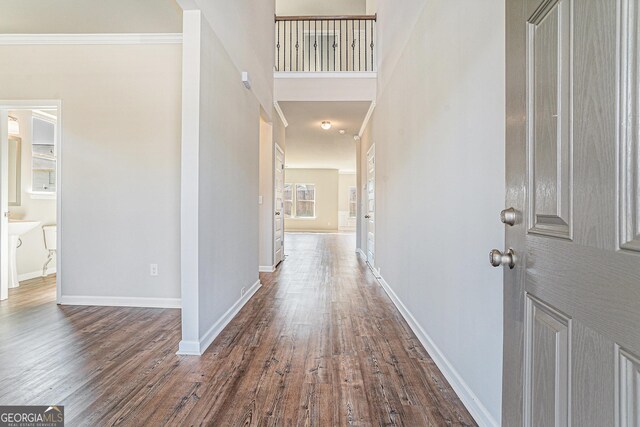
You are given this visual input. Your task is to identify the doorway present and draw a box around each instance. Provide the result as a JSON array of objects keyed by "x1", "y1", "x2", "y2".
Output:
[
  {"x1": 0, "y1": 101, "x2": 62, "y2": 304},
  {"x1": 365, "y1": 144, "x2": 375, "y2": 271},
  {"x1": 277, "y1": 101, "x2": 365, "y2": 257},
  {"x1": 274, "y1": 143, "x2": 285, "y2": 266}
]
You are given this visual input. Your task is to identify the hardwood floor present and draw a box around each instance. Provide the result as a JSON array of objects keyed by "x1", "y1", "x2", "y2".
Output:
[{"x1": 0, "y1": 233, "x2": 476, "y2": 426}]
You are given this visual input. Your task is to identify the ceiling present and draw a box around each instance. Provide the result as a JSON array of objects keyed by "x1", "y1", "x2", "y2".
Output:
[
  {"x1": 280, "y1": 101, "x2": 371, "y2": 173},
  {"x1": 0, "y1": 0, "x2": 182, "y2": 34}
]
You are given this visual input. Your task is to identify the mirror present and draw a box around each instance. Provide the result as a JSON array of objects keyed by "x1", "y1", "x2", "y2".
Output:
[{"x1": 8, "y1": 136, "x2": 21, "y2": 206}]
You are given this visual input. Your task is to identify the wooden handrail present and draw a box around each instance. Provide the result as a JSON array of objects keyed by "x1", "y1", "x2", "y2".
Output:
[{"x1": 275, "y1": 14, "x2": 376, "y2": 22}]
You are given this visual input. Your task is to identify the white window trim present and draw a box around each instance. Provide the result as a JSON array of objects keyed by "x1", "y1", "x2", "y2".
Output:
[
  {"x1": 285, "y1": 182, "x2": 317, "y2": 219},
  {"x1": 31, "y1": 112, "x2": 57, "y2": 195},
  {"x1": 284, "y1": 182, "x2": 293, "y2": 218},
  {"x1": 348, "y1": 186, "x2": 357, "y2": 218}
]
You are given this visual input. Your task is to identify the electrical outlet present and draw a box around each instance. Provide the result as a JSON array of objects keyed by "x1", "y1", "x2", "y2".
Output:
[
  {"x1": 241, "y1": 287, "x2": 246, "y2": 297},
  {"x1": 150, "y1": 264, "x2": 158, "y2": 276}
]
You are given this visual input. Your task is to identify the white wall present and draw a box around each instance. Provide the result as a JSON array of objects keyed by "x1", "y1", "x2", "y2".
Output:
[
  {"x1": 338, "y1": 173, "x2": 356, "y2": 212},
  {"x1": 258, "y1": 110, "x2": 286, "y2": 269},
  {"x1": 276, "y1": 0, "x2": 366, "y2": 16},
  {"x1": 285, "y1": 168, "x2": 338, "y2": 232},
  {"x1": 274, "y1": 108, "x2": 287, "y2": 154},
  {"x1": 358, "y1": 1, "x2": 505, "y2": 425},
  {"x1": 366, "y1": 0, "x2": 377, "y2": 14},
  {"x1": 197, "y1": 14, "x2": 260, "y2": 342},
  {"x1": 9, "y1": 110, "x2": 57, "y2": 280},
  {"x1": 374, "y1": 0, "x2": 428, "y2": 94},
  {"x1": 0, "y1": 43, "x2": 182, "y2": 303},
  {"x1": 188, "y1": 0, "x2": 274, "y2": 118},
  {"x1": 0, "y1": 0, "x2": 182, "y2": 33},
  {"x1": 259, "y1": 116, "x2": 274, "y2": 268},
  {"x1": 179, "y1": 3, "x2": 273, "y2": 354},
  {"x1": 274, "y1": 75, "x2": 377, "y2": 103}
]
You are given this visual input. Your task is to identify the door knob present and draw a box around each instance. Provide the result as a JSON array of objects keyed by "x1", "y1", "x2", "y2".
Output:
[
  {"x1": 275, "y1": 212, "x2": 281, "y2": 215},
  {"x1": 490, "y1": 248, "x2": 516, "y2": 269},
  {"x1": 500, "y1": 208, "x2": 518, "y2": 226},
  {"x1": 364, "y1": 215, "x2": 371, "y2": 219}
]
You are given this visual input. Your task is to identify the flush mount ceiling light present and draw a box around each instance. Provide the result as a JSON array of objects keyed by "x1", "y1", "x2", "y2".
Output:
[
  {"x1": 321, "y1": 121, "x2": 332, "y2": 130},
  {"x1": 8, "y1": 116, "x2": 19, "y2": 135},
  {"x1": 339, "y1": 129, "x2": 346, "y2": 135}
]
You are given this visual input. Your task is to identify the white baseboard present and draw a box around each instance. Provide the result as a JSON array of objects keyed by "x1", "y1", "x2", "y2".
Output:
[
  {"x1": 177, "y1": 279, "x2": 262, "y2": 356},
  {"x1": 376, "y1": 275, "x2": 499, "y2": 427},
  {"x1": 259, "y1": 265, "x2": 275, "y2": 273},
  {"x1": 177, "y1": 340, "x2": 201, "y2": 355},
  {"x1": 371, "y1": 265, "x2": 381, "y2": 278},
  {"x1": 59, "y1": 295, "x2": 181, "y2": 309},
  {"x1": 357, "y1": 250, "x2": 381, "y2": 278},
  {"x1": 18, "y1": 267, "x2": 56, "y2": 282}
]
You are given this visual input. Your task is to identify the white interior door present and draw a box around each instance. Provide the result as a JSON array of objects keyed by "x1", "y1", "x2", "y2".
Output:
[
  {"x1": 274, "y1": 144, "x2": 285, "y2": 267},
  {"x1": 503, "y1": 0, "x2": 640, "y2": 425},
  {"x1": 0, "y1": 111, "x2": 9, "y2": 301},
  {"x1": 366, "y1": 144, "x2": 375, "y2": 269}
]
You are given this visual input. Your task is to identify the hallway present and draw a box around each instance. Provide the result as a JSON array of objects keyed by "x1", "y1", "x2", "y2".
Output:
[
  {"x1": 0, "y1": 233, "x2": 474, "y2": 426},
  {"x1": 251, "y1": 232, "x2": 476, "y2": 425}
]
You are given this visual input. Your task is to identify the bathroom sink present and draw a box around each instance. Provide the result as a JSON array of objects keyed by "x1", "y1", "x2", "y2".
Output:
[
  {"x1": 5, "y1": 220, "x2": 41, "y2": 294},
  {"x1": 8, "y1": 220, "x2": 41, "y2": 236}
]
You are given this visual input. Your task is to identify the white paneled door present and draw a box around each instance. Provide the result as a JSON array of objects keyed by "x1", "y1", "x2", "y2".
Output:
[
  {"x1": 366, "y1": 144, "x2": 375, "y2": 270},
  {"x1": 274, "y1": 144, "x2": 285, "y2": 267},
  {"x1": 503, "y1": 0, "x2": 640, "y2": 425}
]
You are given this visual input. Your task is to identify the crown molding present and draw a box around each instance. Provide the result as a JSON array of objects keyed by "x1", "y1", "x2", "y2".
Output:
[
  {"x1": 0, "y1": 33, "x2": 183, "y2": 45},
  {"x1": 358, "y1": 101, "x2": 376, "y2": 138},
  {"x1": 273, "y1": 101, "x2": 289, "y2": 128}
]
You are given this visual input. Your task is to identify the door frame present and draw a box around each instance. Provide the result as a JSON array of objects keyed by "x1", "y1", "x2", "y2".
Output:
[
  {"x1": 365, "y1": 143, "x2": 379, "y2": 277},
  {"x1": 0, "y1": 100, "x2": 63, "y2": 304},
  {"x1": 274, "y1": 142, "x2": 285, "y2": 267},
  {"x1": 503, "y1": 0, "x2": 527, "y2": 421}
]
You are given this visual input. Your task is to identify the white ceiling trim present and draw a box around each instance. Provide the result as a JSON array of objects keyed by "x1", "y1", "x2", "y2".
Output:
[
  {"x1": 273, "y1": 101, "x2": 289, "y2": 128},
  {"x1": 358, "y1": 101, "x2": 376, "y2": 137},
  {"x1": 0, "y1": 33, "x2": 183, "y2": 45},
  {"x1": 274, "y1": 72, "x2": 377, "y2": 79}
]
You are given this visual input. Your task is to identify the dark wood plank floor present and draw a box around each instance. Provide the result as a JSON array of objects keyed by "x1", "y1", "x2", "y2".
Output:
[{"x1": 0, "y1": 233, "x2": 476, "y2": 426}]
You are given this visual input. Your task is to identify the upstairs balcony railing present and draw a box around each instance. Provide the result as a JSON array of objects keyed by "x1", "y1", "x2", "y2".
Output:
[{"x1": 275, "y1": 15, "x2": 377, "y2": 72}]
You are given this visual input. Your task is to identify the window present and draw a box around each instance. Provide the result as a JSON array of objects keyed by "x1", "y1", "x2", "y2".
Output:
[
  {"x1": 302, "y1": 33, "x2": 340, "y2": 72},
  {"x1": 349, "y1": 187, "x2": 357, "y2": 217},
  {"x1": 284, "y1": 183, "x2": 293, "y2": 218},
  {"x1": 31, "y1": 115, "x2": 56, "y2": 193},
  {"x1": 284, "y1": 183, "x2": 316, "y2": 218},
  {"x1": 295, "y1": 184, "x2": 316, "y2": 218}
]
